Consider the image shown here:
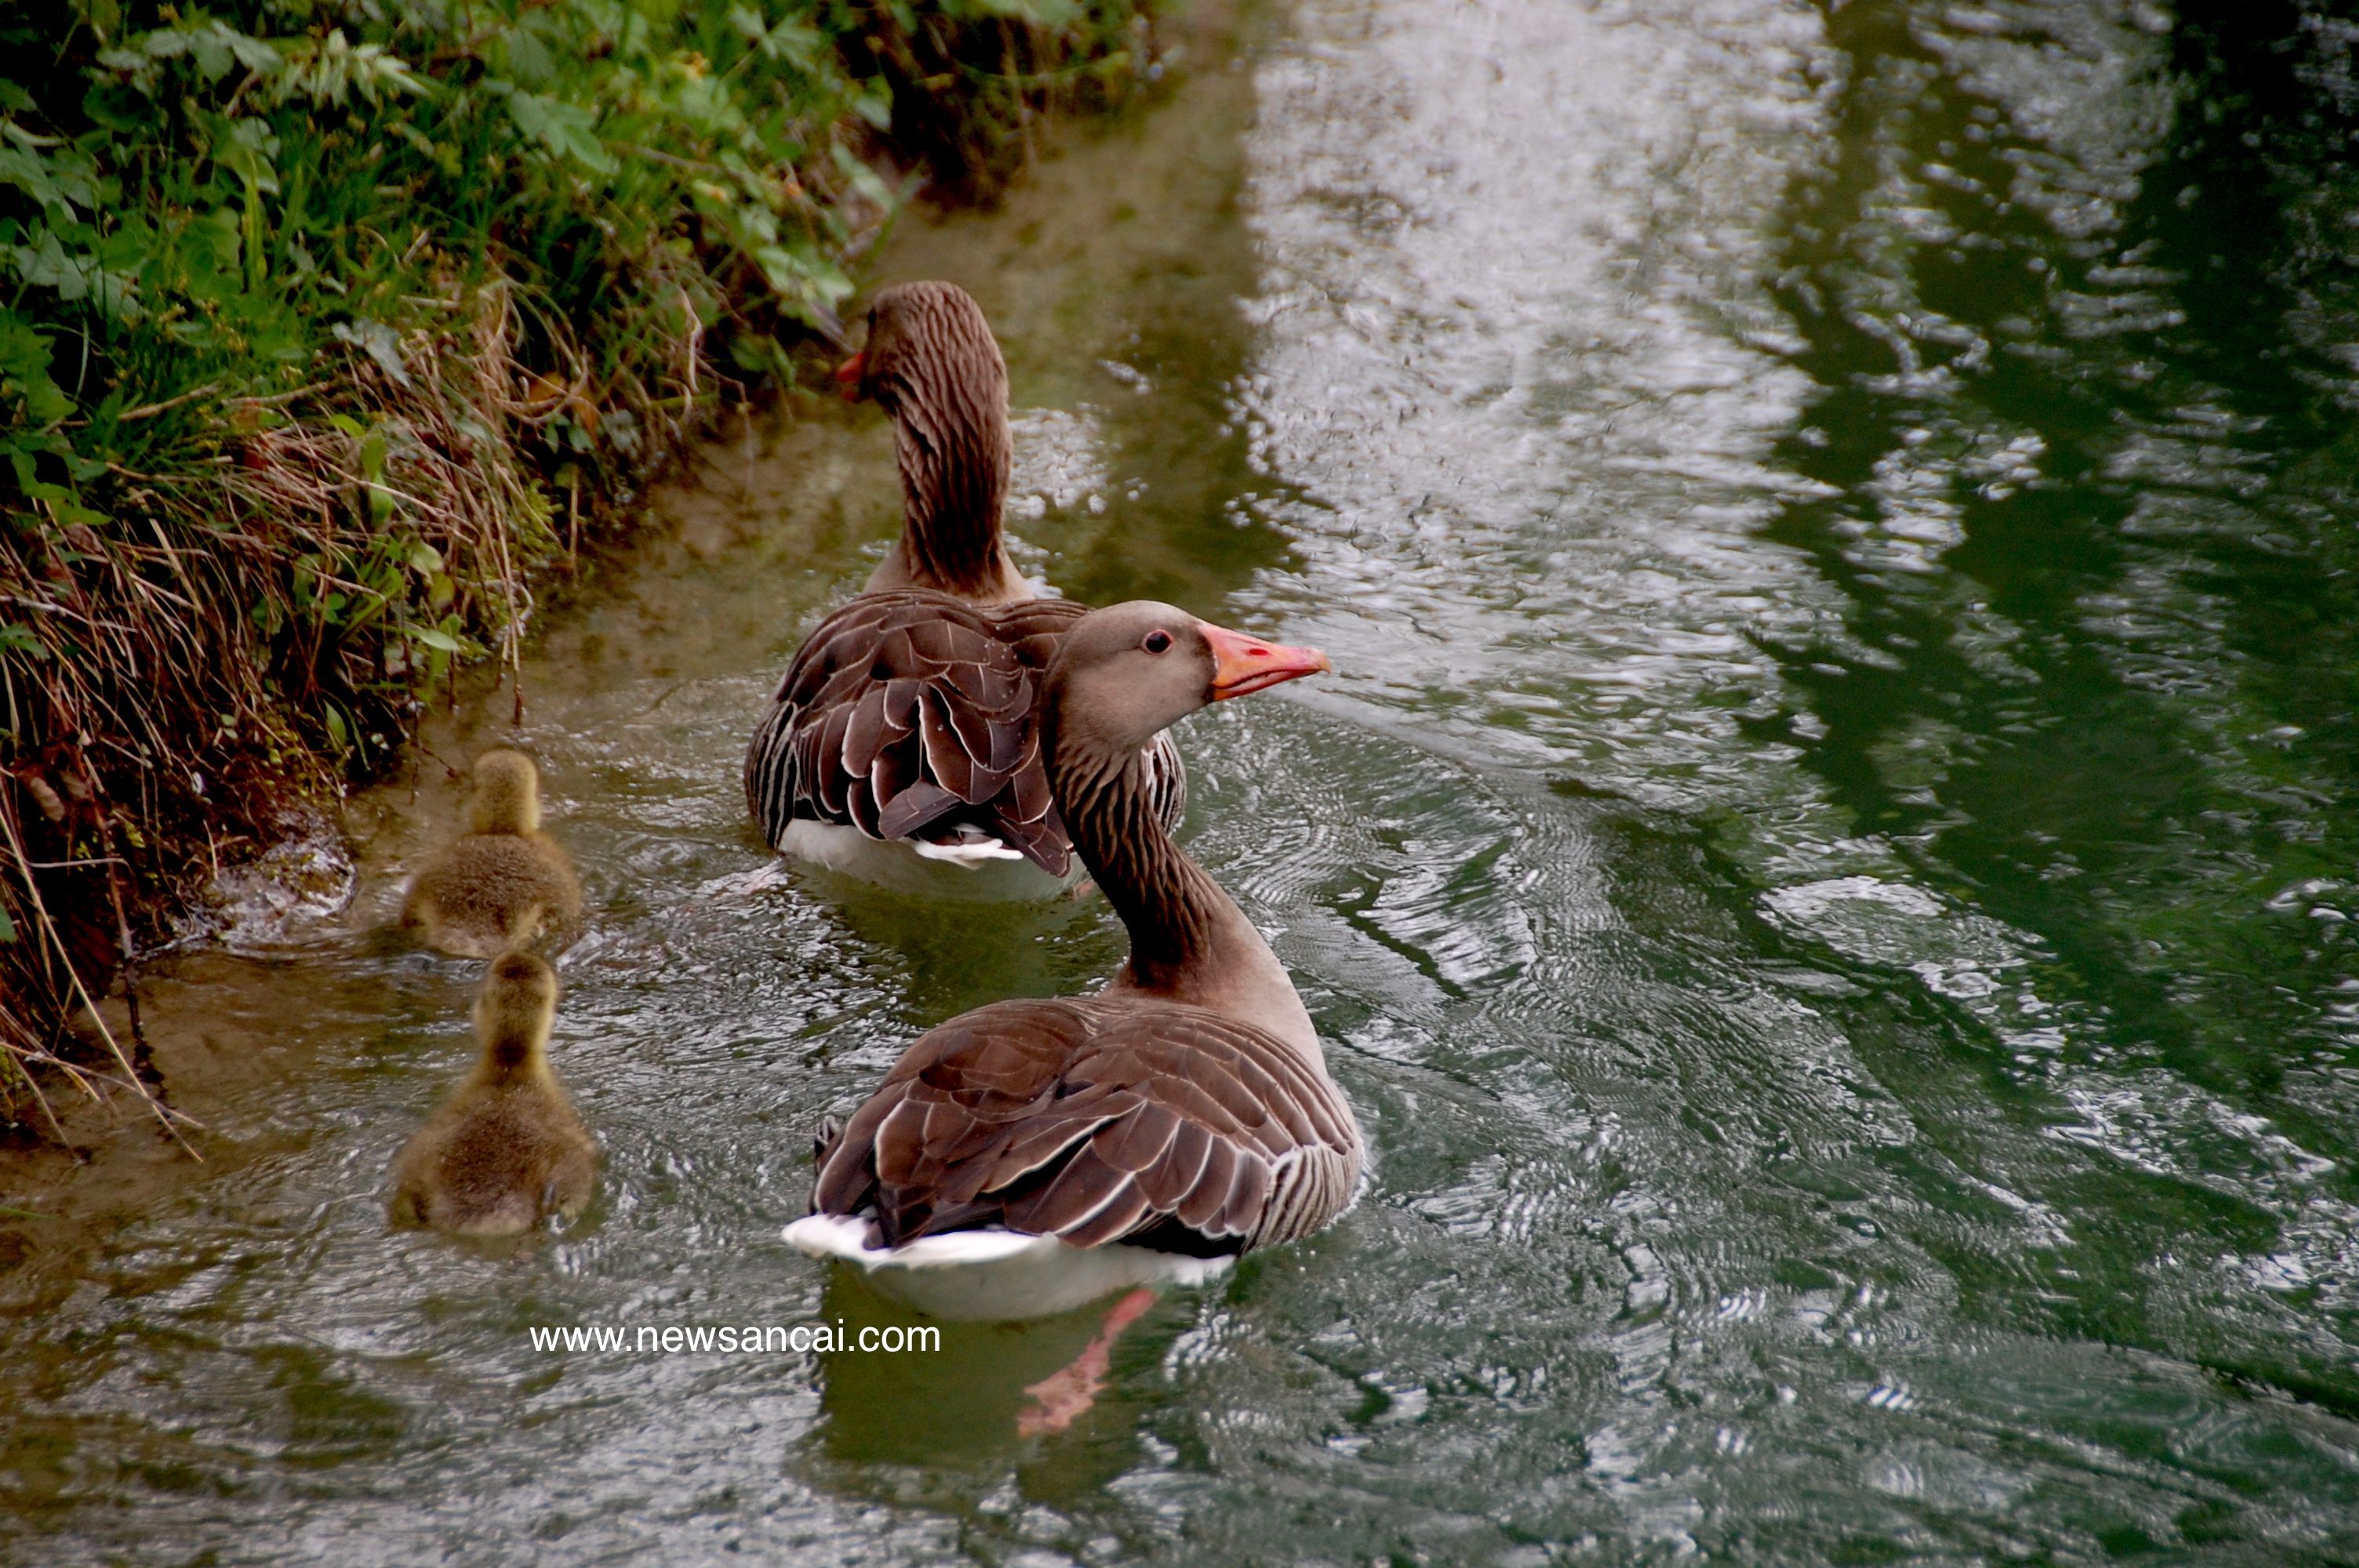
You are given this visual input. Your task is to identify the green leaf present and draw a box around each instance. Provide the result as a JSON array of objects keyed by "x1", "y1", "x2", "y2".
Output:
[
  {"x1": 0, "y1": 147, "x2": 77, "y2": 214},
  {"x1": 497, "y1": 26, "x2": 558, "y2": 88},
  {"x1": 205, "y1": 114, "x2": 281, "y2": 194},
  {"x1": 0, "y1": 311, "x2": 68, "y2": 426},
  {"x1": 188, "y1": 206, "x2": 242, "y2": 279},
  {"x1": 850, "y1": 83, "x2": 892, "y2": 132},
  {"x1": 20, "y1": 481, "x2": 107, "y2": 529},
  {"x1": 357, "y1": 426, "x2": 387, "y2": 484},
  {"x1": 330, "y1": 319, "x2": 412, "y2": 388},
  {"x1": 502, "y1": 89, "x2": 617, "y2": 173},
  {"x1": 834, "y1": 144, "x2": 896, "y2": 210},
  {"x1": 969, "y1": 0, "x2": 1081, "y2": 24},
  {"x1": 271, "y1": 31, "x2": 431, "y2": 108}
]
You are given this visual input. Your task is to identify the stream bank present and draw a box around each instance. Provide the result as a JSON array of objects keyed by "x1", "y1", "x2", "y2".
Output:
[
  {"x1": 0, "y1": 0, "x2": 1267, "y2": 1348},
  {"x1": 0, "y1": 0, "x2": 1158, "y2": 1117}
]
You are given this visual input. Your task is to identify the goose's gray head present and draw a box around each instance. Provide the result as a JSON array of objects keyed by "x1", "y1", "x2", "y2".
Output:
[{"x1": 1047, "y1": 601, "x2": 1330, "y2": 751}]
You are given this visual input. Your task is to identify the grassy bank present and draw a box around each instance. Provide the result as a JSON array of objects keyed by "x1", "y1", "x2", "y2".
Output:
[{"x1": 0, "y1": 0, "x2": 1155, "y2": 1137}]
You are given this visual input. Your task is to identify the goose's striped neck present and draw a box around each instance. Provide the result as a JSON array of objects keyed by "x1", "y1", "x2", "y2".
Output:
[
  {"x1": 889, "y1": 387, "x2": 1017, "y2": 598},
  {"x1": 1045, "y1": 715, "x2": 1322, "y2": 1063}
]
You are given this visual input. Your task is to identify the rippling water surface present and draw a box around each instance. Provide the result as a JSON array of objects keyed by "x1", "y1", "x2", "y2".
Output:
[{"x1": 9, "y1": 2, "x2": 2359, "y2": 1562}]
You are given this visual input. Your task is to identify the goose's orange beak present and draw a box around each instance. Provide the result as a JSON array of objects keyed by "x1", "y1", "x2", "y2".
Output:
[
  {"x1": 834, "y1": 351, "x2": 865, "y2": 400},
  {"x1": 1200, "y1": 621, "x2": 1330, "y2": 699}
]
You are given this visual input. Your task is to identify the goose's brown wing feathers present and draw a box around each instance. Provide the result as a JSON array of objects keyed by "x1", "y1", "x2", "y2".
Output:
[
  {"x1": 744, "y1": 591, "x2": 1069, "y2": 872},
  {"x1": 745, "y1": 591, "x2": 1185, "y2": 871},
  {"x1": 809, "y1": 996, "x2": 1360, "y2": 1254},
  {"x1": 987, "y1": 595, "x2": 1089, "y2": 666}
]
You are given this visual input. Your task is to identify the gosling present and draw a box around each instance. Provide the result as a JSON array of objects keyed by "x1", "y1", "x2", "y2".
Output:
[
  {"x1": 401, "y1": 748, "x2": 581, "y2": 957},
  {"x1": 387, "y1": 950, "x2": 598, "y2": 1236}
]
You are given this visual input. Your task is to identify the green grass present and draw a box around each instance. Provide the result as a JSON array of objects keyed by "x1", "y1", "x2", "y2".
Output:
[{"x1": 0, "y1": 0, "x2": 1154, "y2": 1132}]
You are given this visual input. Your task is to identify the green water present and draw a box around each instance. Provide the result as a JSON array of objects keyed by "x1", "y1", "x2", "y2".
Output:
[{"x1": 7, "y1": 1, "x2": 2359, "y2": 1562}]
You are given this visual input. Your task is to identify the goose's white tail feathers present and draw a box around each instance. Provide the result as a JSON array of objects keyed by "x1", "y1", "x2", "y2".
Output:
[
  {"x1": 783, "y1": 1214, "x2": 1231, "y2": 1321},
  {"x1": 776, "y1": 819, "x2": 1070, "y2": 899},
  {"x1": 911, "y1": 832, "x2": 1027, "y2": 866}
]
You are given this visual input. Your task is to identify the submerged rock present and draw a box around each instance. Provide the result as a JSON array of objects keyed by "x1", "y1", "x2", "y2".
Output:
[{"x1": 187, "y1": 807, "x2": 357, "y2": 953}]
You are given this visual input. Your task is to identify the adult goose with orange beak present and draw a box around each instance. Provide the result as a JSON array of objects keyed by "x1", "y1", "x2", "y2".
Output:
[
  {"x1": 744, "y1": 282, "x2": 1185, "y2": 896},
  {"x1": 784, "y1": 604, "x2": 1361, "y2": 1330}
]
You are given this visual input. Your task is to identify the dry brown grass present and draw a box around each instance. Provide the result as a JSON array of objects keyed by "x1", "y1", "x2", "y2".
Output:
[{"x1": 0, "y1": 267, "x2": 706, "y2": 1142}]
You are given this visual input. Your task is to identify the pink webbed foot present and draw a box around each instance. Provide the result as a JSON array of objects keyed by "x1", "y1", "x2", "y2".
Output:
[{"x1": 1016, "y1": 1288, "x2": 1157, "y2": 1439}]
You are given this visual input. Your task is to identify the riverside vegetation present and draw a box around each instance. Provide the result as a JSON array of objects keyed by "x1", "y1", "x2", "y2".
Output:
[{"x1": 0, "y1": 0, "x2": 1158, "y2": 1133}]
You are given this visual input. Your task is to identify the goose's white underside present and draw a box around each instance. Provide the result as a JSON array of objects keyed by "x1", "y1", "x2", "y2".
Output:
[
  {"x1": 783, "y1": 1214, "x2": 1232, "y2": 1321},
  {"x1": 777, "y1": 820, "x2": 1075, "y2": 902}
]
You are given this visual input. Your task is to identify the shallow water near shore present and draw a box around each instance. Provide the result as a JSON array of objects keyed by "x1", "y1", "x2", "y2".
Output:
[{"x1": 9, "y1": 1, "x2": 2359, "y2": 1562}]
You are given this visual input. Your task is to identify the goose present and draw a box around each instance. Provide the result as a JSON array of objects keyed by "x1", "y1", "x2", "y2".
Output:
[
  {"x1": 387, "y1": 950, "x2": 598, "y2": 1236},
  {"x1": 743, "y1": 282, "x2": 1183, "y2": 896},
  {"x1": 784, "y1": 602, "x2": 1362, "y2": 1330},
  {"x1": 402, "y1": 749, "x2": 581, "y2": 957}
]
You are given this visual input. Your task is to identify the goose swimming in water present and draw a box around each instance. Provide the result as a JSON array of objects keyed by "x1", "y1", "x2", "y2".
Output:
[
  {"x1": 743, "y1": 283, "x2": 1183, "y2": 896},
  {"x1": 401, "y1": 749, "x2": 582, "y2": 957},
  {"x1": 387, "y1": 951, "x2": 598, "y2": 1236},
  {"x1": 784, "y1": 602, "x2": 1362, "y2": 1329}
]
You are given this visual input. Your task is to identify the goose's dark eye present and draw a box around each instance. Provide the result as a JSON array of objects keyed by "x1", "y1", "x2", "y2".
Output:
[{"x1": 1143, "y1": 630, "x2": 1172, "y2": 654}]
